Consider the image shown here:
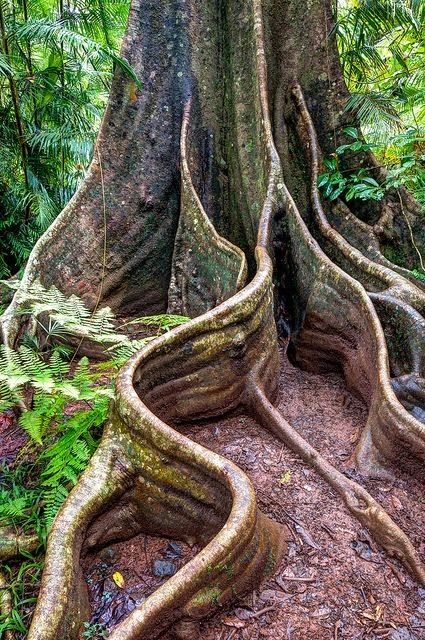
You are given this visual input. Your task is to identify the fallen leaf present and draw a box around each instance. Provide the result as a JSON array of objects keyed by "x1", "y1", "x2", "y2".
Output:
[
  {"x1": 390, "y1": 495, "x2": 403, "y2": 511},
  {"x1": 222, "y1": 616, "x2": 245, "y2": 628},
  {"x1": 112, "y1": 571, "x2": 125, "y2": 588},
  {"x1": 349, "y1": 429, "x2": 360, "y2": 444},
  {"x1": 280, "y1": 471, "x2": 292, "y2": 484},
  {"x1": 360, "y1": 610, "x2": 377, "y2": 621},
  {"x1": 360, "y1": 604, "x2": 385, "y2": 623},
  {"x1": 375, "y1": 603, "x2": 385, "y2": 621}
]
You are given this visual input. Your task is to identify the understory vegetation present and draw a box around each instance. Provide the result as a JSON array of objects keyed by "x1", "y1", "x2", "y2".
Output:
[
  {"x1": 332, "y1": 0, "x2": 425, "y2": 210},
  {"x1": 0, "y1": 281, "x2": 188, "y2": 636},
  {"x1": 0, "y1": 0, "x2": 133, "y2": 278}
]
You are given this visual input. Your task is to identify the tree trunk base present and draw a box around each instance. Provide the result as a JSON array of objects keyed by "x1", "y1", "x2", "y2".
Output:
[{"x1": 2, "y1": 0, "x2": 425, "y2": 637}]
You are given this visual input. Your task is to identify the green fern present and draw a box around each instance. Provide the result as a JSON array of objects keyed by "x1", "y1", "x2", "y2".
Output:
[
  {"x1": 0, "y1": 344, "x2": 111, "y2": 530},
  {"x1": 0, "y1": 286, "x2": 189, "y2": 538},
  {"x1": 13, "y1": 279, "x2": 189, "y2": 355}
]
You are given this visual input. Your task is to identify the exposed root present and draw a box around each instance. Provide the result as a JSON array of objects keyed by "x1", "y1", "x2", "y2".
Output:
[
  {"x1": 247, "y1": 379, "x2": 425, "y2": 584},
  {"x1": 27, "y1": 392, "x2": 285, "y2": 640},
  {"x1": 0, "y1": 531, "x2": 40, "y2": 640},
  {"x1": 0, "y1": 570, "x2": 14, "y2": 640},
  {"x1": 289, "y1": 82, "x2": 425, "y2": 475},
  {"x1": 0, "y1": 530, "x2": 39, "y2": 561}
]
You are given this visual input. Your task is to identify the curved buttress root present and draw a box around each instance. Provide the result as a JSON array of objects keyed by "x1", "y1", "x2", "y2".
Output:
[
  {"x1": 289, "y1": 82, "x2": 425, "y2": 476},
  {"x1": 246, "y1": 378, "x2": 425, "y2": 585},
  {"x1": 27, "y1": 387, "x2": 286, "y2": 640},
  {"x1": 26, "y1": 54, "x2": 287, "y2": 640}
]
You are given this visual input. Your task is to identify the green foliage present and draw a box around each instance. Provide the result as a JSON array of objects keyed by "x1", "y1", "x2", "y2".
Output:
[
  {"x1": 82, "y1": 622, "x2": 109, "y2": 639},
  {"x1": 335, "y1": 0, "x2": 425, "y2": 129},
  {"x1": 0, "y1": 283, "x2": 189, "y2": 534},
  {"x1": 411, "y1": 268, "x2": 425, "y2": 283},
  {"x1": 0, "y1": 556, "x2": 43, "y2": 637},
  {"x1": 318, "y1": 127, "x2": 383, "y2": 201},
  {"x1": 335, "y1": 1, "x2": 425, "y2": 206},
  {"x1": 0, "y1": 0, "x2": 132, "y2": 276},
  {"x1": 9, "y1": 279, "x2": 189, "y2": 360},
  {"x1": 0, "y1": 345, "x2": 112, "y2": 531},
  {"x1": 318, "y1": 126, "x2": 425, "y2": 204},
  {"x1": 15, "y1": 279, "x2": 127, "y2": 346}
]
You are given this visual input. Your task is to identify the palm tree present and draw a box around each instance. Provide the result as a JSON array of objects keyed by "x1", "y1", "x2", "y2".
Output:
[{"x1": 335, "y1": 0, "x2": 425, "y2": 203}]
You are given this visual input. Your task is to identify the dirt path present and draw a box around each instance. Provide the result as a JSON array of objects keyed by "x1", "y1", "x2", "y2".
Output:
[{"x1": 82, "y1": 353, "x2": 424, "y2": 639}]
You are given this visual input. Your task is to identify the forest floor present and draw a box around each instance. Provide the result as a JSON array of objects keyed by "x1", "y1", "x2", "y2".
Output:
[
  {"x1": 1, "y1": 351, "x2": 425, "y2": 639},
  {"x1": 83, "y1": 351, "x2": 425, "y2": 640}
]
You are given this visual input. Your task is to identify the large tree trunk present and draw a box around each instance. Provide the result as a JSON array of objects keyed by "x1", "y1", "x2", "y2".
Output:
[{"x1": 2, "y1": 1, "x2": 425, "y2": 638}]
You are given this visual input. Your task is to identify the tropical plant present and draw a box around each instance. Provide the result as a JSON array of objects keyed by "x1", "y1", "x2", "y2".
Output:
[
  {"x1": 0, "y1": 285, "x2": 188, "y2": 636},
  {"x1": 0, "y1": 345, "x2": 113, "y2": 532},
  {"x1": 318, "y1": 125, "x2": 425, "y2": 202},
  {"x1": 0, "y1": 0, "x2": 132, "y2": 277},
  {"x1": 0, "y1": 283, "x2": 189, "y2": 536},
  {"x1": 81, "y1": 622, "x2": 109, "y2": 639},
  {"x1": 334, "y1": 0, "x2": 425, "y2": 205}
]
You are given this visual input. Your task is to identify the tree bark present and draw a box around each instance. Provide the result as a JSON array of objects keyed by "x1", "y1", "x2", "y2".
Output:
[{"x1": 2, "y1": 1, "x2": 425, "y2": 638}]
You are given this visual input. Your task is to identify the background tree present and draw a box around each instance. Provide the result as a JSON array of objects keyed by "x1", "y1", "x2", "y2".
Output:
[
  {"x1": 336, "y1": 0, "x2": 425, "y2": 207},
  {"x1": 0, "y1": 0, "x2": 131, "y2": 277}
]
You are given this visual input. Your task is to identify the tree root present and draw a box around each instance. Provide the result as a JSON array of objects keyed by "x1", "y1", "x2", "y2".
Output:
[
  {"x1": 0, "y1": 531, "x2": 39, "y2": 640},
  {"x1": 289, "y1": 82, "x2": 425, "y2": 477},
  {"x1": 246, "y1": 379, "x2": 425, "y2": 585},
  {"x1": 27, "y1": 363, "x2": 286, "y2": 640},
  {"x1": 0, "y1": 570, "x2": 14, "y2": 640},
  {"x1": 0, "y1": 530, "x2": 39, "y2": 562},
  {"x1": 2, "y1": 0, "x2": 425, "y2": 637}
]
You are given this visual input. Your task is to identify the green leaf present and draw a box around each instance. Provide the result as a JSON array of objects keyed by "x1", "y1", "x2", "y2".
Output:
[
  {"x1": 317, "y1": 174, "x2": 330, "y2": 188},
  {"x1": 362, "y1": 177, "x2": 381, "y2": 187},
  {"x1": 324, "y1": 157, "x2": 338, "y2": 171},
  {"x1": 343, "y1": 127, "x2": 358, "y2": 139}
]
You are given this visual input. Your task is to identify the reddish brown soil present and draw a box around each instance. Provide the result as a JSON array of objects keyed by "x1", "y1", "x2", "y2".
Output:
[
  {"x1": 0, "y1": 409, "x2": 26, "y2": 464},
  {"x1": 82, "y1": 353, "x2": 425, "y2": 640}
]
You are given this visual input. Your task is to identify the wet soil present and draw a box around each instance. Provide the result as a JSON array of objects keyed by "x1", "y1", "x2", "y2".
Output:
[{"x1": 81, "y1": 353, "x2": 425, "y2": 640}]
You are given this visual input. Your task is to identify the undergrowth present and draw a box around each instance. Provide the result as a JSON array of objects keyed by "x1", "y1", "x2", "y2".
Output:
[
  {"x1": 318, "y1": 126, "x2": 425, "y2": 280},
  {"x1": 0, "y1": 281, "x2": 188, "y2": 637}
]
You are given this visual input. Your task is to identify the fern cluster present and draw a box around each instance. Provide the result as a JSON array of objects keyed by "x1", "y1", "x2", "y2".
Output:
[
  {"x1": 0, "y1": 345, "x2": 112, "y2": 531},
  {"x1": 11, "y1": 278, "x2": 189, "y2": 362},
  {"x1": 0, "y1": 282, "x2": 189, "y2": 535}
]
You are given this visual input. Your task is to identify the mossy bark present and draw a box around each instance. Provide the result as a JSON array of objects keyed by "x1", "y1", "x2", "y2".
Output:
[{"x1": 2, "y1": 1, "x2": 425, "y2": 638}]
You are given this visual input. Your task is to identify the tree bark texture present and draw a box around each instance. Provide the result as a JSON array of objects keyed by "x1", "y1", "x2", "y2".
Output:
[{"x1": 1, "y1": 1, "x2": 425, "y2": 638}]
